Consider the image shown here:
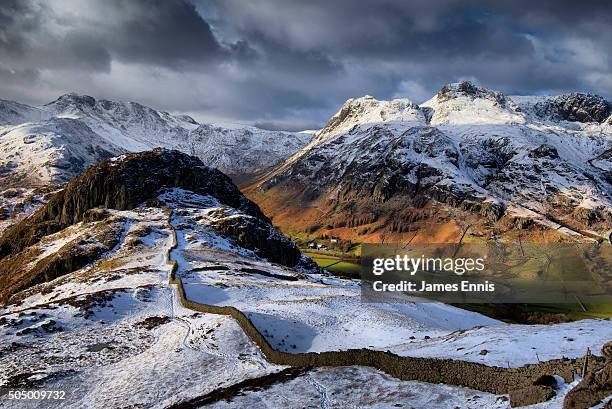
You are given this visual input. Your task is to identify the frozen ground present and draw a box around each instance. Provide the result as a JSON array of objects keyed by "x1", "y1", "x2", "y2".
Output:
[
  {"x1": 179, "y1": 261, "x2": 611, "y2": 367},
  {"x1": 0, "y1": 205, "x2": 282, "y2": 409},
  {"x1": 206, "y1": 366, "x2": 586, "y2": 409},
  {"x1": 0, "y1": 190, "x2": 609, "y2": 408}
]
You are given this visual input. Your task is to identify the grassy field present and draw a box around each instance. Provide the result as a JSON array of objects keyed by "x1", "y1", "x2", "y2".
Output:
[
  {"x1": 303, "y1": 246, "x2": 612, "y2": 322},
  {"x1": 456, "y1": 302, "x2": 612, "y2": 323},
  {"x1": 303, "y1": 251, "x2": 362, "y2": 278}
]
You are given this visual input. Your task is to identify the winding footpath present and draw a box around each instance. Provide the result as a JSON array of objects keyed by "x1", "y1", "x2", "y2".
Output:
[{"x1": 163, "y1": 210, "x2": 602, "y2": 405}]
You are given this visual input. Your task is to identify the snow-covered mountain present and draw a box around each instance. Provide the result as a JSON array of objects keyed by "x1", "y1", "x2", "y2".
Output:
[
  {"x1": 0, "y1": 118, "x2": 125, "y2": 186},
  {"x1": 179, "y1": 123, "x2": 312, "y2": 177},
  {"x1": 249, "y1": 81, "x2": 612, "y2": 242},
  {"x1": 0, "y1": 93, "x2": 311, "y2": 186},
  {"x1": 0, "y1": 99, "x2": 51, "y2": 125}
]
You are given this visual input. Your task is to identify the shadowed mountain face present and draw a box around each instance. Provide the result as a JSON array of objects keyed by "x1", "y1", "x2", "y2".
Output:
[
  {"x1": 0, "y1": 149, "x2": 307, "y2": 302},
  {"x1": 247, "y1": 82, "x2": 612, "y2": 243}
]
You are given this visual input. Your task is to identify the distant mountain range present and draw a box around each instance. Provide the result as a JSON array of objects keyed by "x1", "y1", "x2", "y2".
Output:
[
  {"x1": 247, "y1": 81, "x2": 612, "y2": 242},
  {"x1": 0, "y1": 93, "x2": 311, "y2": 186},
  {"x1": 2, "y1": 82, "x2": 611, "y2": 242}
]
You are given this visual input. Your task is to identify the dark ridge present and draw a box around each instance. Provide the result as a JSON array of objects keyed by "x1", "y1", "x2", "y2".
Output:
[
  {"x1": 166, "y1": 367, "x2": 311, "y2": 409},
  {"x1": 46, "y1": 93, "x2": 97, "y2": 108},
  {"x1": 534, "y1": 93, "x2": 611, "y2": 123},
  {"x1": 0, "y1": 148, "x2": 267, "y2": 259}
]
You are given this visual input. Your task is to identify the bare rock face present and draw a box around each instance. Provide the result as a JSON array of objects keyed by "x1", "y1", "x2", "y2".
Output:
[
  {"x1": 209, "y1": 215, "x2": 303, "y2": 267},
  {"x1": 437, "y1": 81, "x2": 509, "y2": 107},
  {"x1": 534, "y1": 93, "x2": 611, "y2": 123},
  {"x1": 0, "y1": 149, "x2": 266, "y2": 259}
]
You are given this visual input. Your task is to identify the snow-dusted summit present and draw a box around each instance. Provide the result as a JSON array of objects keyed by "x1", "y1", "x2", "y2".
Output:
[
  {"x1": 421, "y1": 81, "x2": 525, "y2": 125},
  {"x1": 314, "y1": 95, "x2": 425, "y2": 142},
  {"x1": 251, "y1": 81, "x2": 612, "y2": 241},
  {"x1": 0, "y1": 94, "x2": 311, "y2": 186}
]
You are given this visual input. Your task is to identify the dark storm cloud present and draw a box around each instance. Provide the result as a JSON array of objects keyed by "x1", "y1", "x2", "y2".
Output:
[
  {"x1": 0, "y1": 0, "x2": 611, "y2": 127},
  {"x1": 0, "y1": 0, "x2": 111, "y2": 71},
  {"x1": 209, "y1": 0, "x2": 612, "y2": 112},
  {"x1": 0, "y1": 0, "x2": 229, "y2": 72},
  {"x1": 101, "y1": 0, "x2": 226, "y2": 68}
]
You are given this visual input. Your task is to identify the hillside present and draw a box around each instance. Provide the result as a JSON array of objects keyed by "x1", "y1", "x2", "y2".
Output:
[
  {"x1": 247, "y1": 81, "x2": 612, "y2": 243},
  {"x1": 0, "y1": 93, "x2": 311, "y2": 187},
  {"x1": 0, "y1": 149, "x2": 609, "y2": 408},
  {"x1": 0, "y1": 148, "x2": 307, "y2": 302}
]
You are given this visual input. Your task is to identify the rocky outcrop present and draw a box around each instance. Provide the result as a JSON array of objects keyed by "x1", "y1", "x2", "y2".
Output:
[
  {"x1": 529, "y1": 144, "x2": 559, "y2": 159},
  {"x1": 437, "y1": 81, "x2": 510, "y2": 107},
  {"x1": 208, "y1": 213, "x2": 303, "y2": 267},
  {"x1": 0, "y1": 149, "x2": 266, "y2": 259},
  {"x1": 534, "y1": 93, "x2": 611, "y2": 123}
]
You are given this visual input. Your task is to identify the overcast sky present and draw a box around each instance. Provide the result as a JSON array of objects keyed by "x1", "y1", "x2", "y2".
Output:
[{"x1": 1, "y1": 0, "x2": 611, "y2": 130}]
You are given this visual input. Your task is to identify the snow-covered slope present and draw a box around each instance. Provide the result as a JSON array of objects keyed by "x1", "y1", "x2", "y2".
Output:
[
  {"x1": 0, "y1": 94, "x2": 311, "y2": 186},
  {"x1": 0, "y1": 99, "x2": 50, "y2": 125},
  {"x1": 0, "y1": 149, "x2": 608, "y2": 408},
  {"x1": 0, "y1": 118, "x2": 125, "y2": 185},
  {"x1": 44, "y1": 93, "x2": 198, "y2": 152},
  {"x1": 421, "y1": 81, "x2": 525, "y2": 125},
  {"x1": 314, "y1": 95, "x2": 426, "y2": 142},
  {"x1": 252, "y1": 81, "x2": 612, "y2": 241},
  {"x1": 178, "y1": 123, "x2": 311, "y2": 176}
]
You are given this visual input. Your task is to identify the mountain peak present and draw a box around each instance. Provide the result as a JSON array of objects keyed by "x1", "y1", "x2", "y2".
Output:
[
  {"x1": 49, "y1": 92, "x2": 97, "y2": 108},
  {"x1": 532, "y1": 92, "x2": 611, "y2": 123},
  {"x1": 436, "y1": 81, "x2": 507, "y2": 104},
  {"x1": 316, "y1": 95, "x2": 423, "y2": 140},
  {"x1": 422, "y1": 81, "x2": 522, "y2": 125}
]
